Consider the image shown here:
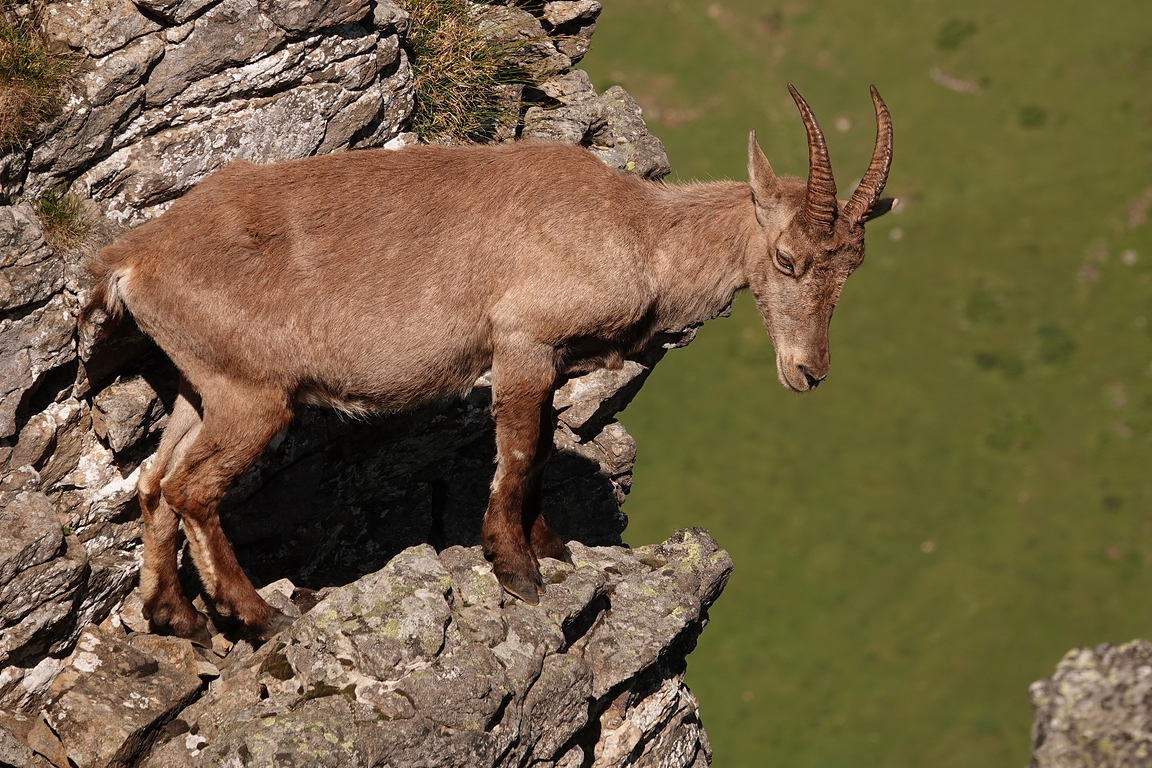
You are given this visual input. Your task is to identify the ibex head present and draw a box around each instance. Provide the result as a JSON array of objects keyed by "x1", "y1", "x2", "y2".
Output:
[{"x1": 746, "y1": 85, "x2": 895, "y2": 392}]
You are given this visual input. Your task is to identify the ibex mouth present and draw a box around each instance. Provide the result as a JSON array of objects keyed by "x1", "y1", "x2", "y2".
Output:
[{"x1": 775, "y1": 353, "x2": 809, "y2": 393}]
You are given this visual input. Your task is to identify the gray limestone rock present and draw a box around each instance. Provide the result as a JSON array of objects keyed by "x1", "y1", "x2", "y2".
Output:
[
  {"x1": 555, "y1": 360, "x2": 651, "y2": 437},
  {"x1": 543, "y1": 0, "x2": 602, "y2": 27},
  {"x1": 0, "y1": 294, "x2": 75, "y2": 440},
  {"x1": 372, "y1": 0, "x2": 408, "y2": 34},
  {"x1": 0, "y1": 256, "x2": 63, "y2": 313},
  {"x1": 135, "y1": 530, "x2": 727, "y2": 767},
  {"x1": 85, "y1": 84, "x2": 350, "y2": 222},
  {"x1": 133, "y1": 0, "x2": 220, "y2": 24},
  {"x1": 589, "y1": 86, "x2": 672, "y2": 180},
  {"x1": 144, "y1": 0, "x2": 287, "y2": 106},
  {"x1": 520, "y1": 652, "x2": 594, "y2": 760},
  {"x1": 0, "y1": 205, "x2": 52, "y2": 270},
  {"x1": 43, "y1": 0, "x2": 162, "y2": 57},
  {"x1": 0, "y1": 532, "x2": 87, "y2": 670},
  {"x1": 524, "y1": 85, "x2": 671, "y2": 180},
  {"x1": 0, "y1": 722, "x2": 33, "y2": 767},
  {"x1": 82, "y1": 34, "x2": 168, "y2": 108},
  {"x1": 29, "y1": 87, "x2": 146, "y2": 189},
  {"x1": 0, "y1": 489, "x2": 62, "y2": 591},
  {"x1": 43, "y1": 624, "x2": 202, "y2": 768},
  {"x1": 575, "y1": 530, "x2": 732, "y2": 698},
  {"x1": 92, "y1": 375, "x2": 163, "y2": 453},
  {"x1": 538, "y1": 69, "x2": 598, "y2": 105},
  {"x1": 476, "y1": 5, "x2": 572, "y2": 81},
  {"x1": 0, "y1": 149, "x2": 28, "y2": 206},
  {"x1": 258, "y1": 0, "x2": 371, "y2": 36},
  {"x1": 1030, "y1": 640, "x2": 1152, "y2": 767}
]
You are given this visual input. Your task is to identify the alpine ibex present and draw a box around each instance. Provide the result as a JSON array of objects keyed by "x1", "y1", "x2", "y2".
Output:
[{"x1": 83, "y1": 85, "x2": 894, "y2": 642}]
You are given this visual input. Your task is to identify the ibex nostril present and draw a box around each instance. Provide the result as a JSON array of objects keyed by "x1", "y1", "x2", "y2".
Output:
[{"x1": 798, "y1": 365, "x2": 825, "y2": 389}]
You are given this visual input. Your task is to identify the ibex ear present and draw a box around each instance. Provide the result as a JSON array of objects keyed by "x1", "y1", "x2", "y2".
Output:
[
  {"x1": 861, "y1": 197, "x2": 899, "y2": 222},
  {"x1": 748, "y1": 131, "x2": 782, "y2": 209}
]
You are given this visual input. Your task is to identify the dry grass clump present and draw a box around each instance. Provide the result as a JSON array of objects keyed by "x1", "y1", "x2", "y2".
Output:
[
  {"x1": 34, "y1": 188, "x2": 93, "y2": 249},
  {"x1": 0, "y1": 2, "x2": 73, "y2": 147},
  {"x1": 403, "y1": 0, "x2": 535, "y2": 143}
]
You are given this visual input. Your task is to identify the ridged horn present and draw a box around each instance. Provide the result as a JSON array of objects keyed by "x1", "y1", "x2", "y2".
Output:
[
  {"x1": 788, "y1": 84, "x2": 838, "y2": 231},
  {"x1": 843, "y1": 84, "x2": 893, "y2": 226}
]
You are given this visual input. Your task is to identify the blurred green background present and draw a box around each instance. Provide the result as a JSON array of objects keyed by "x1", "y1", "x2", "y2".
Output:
[{"x1": 579, "y1": 1, "x2": 1152, "y2": 765}]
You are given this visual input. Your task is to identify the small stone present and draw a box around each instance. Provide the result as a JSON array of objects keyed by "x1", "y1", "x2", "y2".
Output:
[
  {"x1": 543, "y1": 0, "x2": 602, "y2": 27},
  {"x1": 211, "y1": 632, "x2": 236, "y2": 657},
  {"x1": 538, "y1": 70, "x2": 598, "y2": 105},
  {"x1": 118, "y1": 591, "x2": 150, "y2": 633},
  {"x1": 554, "y1": 361, "x2": 649, "y2": 435},
  {"x1": 129, "y1": 633, "x2": 201, "y2": 679},
  {"x1": 25, "y1": 716, "x2": 69, "y2": 768},
  {"x1": 93, "y1": 375, "x2": 162, "y2": 453},
  {"x1": 371, "y1": 0, "x2": 408, "y2": 33}
]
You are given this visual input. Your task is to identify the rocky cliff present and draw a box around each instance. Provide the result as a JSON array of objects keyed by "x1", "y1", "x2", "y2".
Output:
[
  {"x1": 1028, "y1": 640, "x2": 1152, "y2": 768},
  {"x1": 0, "y1": 0, "x2": 727, "y2": 765}
]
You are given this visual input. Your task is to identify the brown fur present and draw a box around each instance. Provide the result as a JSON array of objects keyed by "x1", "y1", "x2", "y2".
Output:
[{"x1": 84, "y1": 87, "x2": 894, "y2": 640}]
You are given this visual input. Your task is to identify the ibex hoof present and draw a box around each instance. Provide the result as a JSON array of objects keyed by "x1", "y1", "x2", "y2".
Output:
[
  {"x1": 496, "y1": 569, "x2": 543, "y2": 605},
  {"x1": 246, "y1": 609, "x2": 295, "y2": 644},
  {"x1": 147, "y1": 603, "x2": 211, "y2": 646}
]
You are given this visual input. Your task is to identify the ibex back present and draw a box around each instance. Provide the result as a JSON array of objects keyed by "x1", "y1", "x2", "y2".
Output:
[{"x1": 84, "y1": 85, "x2": 894, "y2": 642}]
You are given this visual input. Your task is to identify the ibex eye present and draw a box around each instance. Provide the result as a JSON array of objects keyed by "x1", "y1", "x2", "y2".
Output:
[{"x1": 775, "y1": 251, "x2": 795, "y2": 274}]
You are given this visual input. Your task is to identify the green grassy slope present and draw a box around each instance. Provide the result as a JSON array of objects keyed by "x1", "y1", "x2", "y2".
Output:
[{"x1": 579, "y1": 2, "x2": 1152, "y2": 765}]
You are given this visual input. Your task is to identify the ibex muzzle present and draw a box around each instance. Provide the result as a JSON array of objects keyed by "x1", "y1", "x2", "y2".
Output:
[{"x1": 82, "y1": 85, "x2": 894, "y2": 642}]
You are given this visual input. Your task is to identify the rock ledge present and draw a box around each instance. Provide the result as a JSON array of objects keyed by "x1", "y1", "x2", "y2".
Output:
[{"x1": 3, "y1": 529, "x2": 730, "y2": 768}]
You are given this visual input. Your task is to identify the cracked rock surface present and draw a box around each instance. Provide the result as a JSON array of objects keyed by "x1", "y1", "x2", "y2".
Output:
[
  {"x1": 1029, "y1": 640, "x2": 1152, "y2": 768},
  {"x1": 2, "y1": 530, "x2": 730, "y2": 768}
]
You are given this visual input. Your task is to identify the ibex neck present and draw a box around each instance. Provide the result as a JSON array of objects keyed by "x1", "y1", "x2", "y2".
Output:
[{"x1": 649, "y1": 181, "x2": 755, "y2": 330}]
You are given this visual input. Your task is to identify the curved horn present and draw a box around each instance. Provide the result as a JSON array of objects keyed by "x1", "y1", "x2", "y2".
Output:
[
  {"x1": 788, "y1": 84, "x2": 838, "y2": 231},
  {"x1": 843, "y1": 84, "x2": 893, "y2": 226}
]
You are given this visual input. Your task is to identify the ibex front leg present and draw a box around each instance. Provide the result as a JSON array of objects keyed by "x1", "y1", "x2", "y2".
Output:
[{"x1": 483, "y1": 344, "x2": 558, "y2": 604}]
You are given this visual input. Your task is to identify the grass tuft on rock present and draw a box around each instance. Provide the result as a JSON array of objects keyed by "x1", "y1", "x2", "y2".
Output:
[
  {"x1": 402, "y1": 0, "x2": 536, "y2": 143},
  {"x1": 34, "y1": 188, "x2": 93, "y2": 250},
  {"x1": 0, "y1": 2, "x2": 74, "y2": 147}
]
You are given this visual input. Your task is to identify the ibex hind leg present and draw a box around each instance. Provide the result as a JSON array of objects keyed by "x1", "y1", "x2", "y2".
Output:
[
  {"x1": 138, "y1": 382, "x2": 211, "y2": 643},
  {"x1": 525, "y1": 400, "x2": 570, "y2": 564},
  {"x1": 159, "y1": 381, "x2": 295, "y2": 642}
]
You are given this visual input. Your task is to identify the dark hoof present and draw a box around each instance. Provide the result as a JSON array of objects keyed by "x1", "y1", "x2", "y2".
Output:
[
  {"x1": 148, "y1": 603, "x2": 211, "y2": 646},
  {"x1": 246, "y1": 609, "x2": 294, "y2": 644},
  {"x1": 496, "y1": 569, "x2": 543, "y2": 605}
]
